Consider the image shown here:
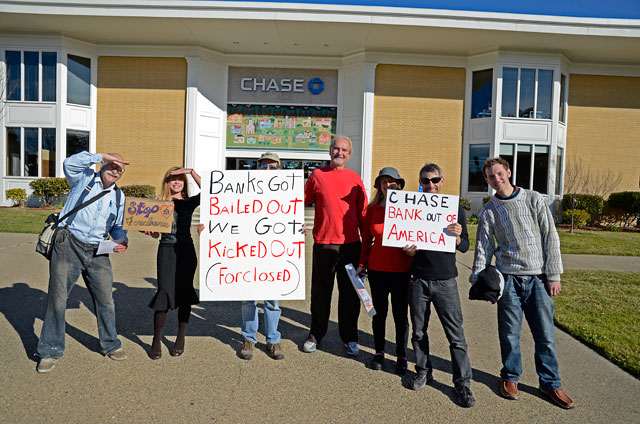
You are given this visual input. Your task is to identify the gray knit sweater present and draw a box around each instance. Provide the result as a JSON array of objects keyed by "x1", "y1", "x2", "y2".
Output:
[{"x1": 471, "y1": 188, "x2": 563, "y2": 282}]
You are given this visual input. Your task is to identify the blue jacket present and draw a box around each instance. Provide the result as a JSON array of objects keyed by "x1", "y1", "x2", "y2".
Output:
[{"x1": 58, "y1": 152, "x2": 127, "y2": 244}]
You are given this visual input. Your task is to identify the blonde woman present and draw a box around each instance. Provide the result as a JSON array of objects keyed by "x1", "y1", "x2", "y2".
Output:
[{"x1": 145, "y1": 167, "x2": 201, "y2": 359}]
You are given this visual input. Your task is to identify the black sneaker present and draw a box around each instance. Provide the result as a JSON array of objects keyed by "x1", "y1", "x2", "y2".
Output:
[
  {"x1": 370, "y1": 353, "x2": 384, "y2": 370},
  {"x1": 395, "y1": 357, "x2": 408, "y2": 375},
  {"x1": 455, "y1": 385, "x2": 476, "y2": 408},
  {"x1": 409, "y1": 372, "x2": 433, "y2": 390}
]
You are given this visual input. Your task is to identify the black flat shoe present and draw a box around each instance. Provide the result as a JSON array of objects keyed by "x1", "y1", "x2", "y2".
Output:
[
  {"x1": 148, "y1": 351, "x2": 161, "y2": 360},
  {"x1": 170, "y1": 348, "x2": 183, "y2": 357}
]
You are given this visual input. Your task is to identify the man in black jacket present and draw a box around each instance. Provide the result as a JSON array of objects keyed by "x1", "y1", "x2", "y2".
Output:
[{"x1": 403, "y1": 163, "x2": 475, "y2": 408}]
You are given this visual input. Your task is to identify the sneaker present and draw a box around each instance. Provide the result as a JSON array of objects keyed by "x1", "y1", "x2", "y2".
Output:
[
  {"x1": 344, "y1": 342, "x2": 360, "y2": 357},
  {"x1": 409, "y1": 372, "x2": 433, "y2": 390},
  {"x1": 370, "y1": 353, "x2": 384, "y2": 370},
  {"x1": 455, "y1": 385, "x2": 476, "y2": 408},
  {"x1": 107, "y1": 348, "x2": 127, "y2": 361},
  {"x1": 302, "y1": 336, "x2": 317, "y2": 353},
  {"x1": 37, "y1": 357, "x2": 58, "y2": 373},
  {"x1": 395, "y1": 357, "x2": 408, "y2": 375},
  {"x1": 239, "y1": 339, "x2": 255, "y2": 360},
  {"x1": 266, "y1": 342, "x2": 285, "y2": 360}
]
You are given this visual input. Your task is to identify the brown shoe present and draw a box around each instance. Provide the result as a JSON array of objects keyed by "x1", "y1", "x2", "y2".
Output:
[
  {"x1": 499, "y1": 379, "x2": 518, "y2": 400},
  {"x1": 539, "y1": 387, "x2": 575, "y2": 409},
  {"x1": 266, "y1": 342, "x2": 285, "y2": 360},
  {"x1": 238, "y1": 340, "x2": 255, "y2": 360}
]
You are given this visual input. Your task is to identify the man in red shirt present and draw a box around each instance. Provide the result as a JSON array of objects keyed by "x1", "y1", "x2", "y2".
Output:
[{"x1": 303, "y1": 135, "x2": 368, "y2": 356}]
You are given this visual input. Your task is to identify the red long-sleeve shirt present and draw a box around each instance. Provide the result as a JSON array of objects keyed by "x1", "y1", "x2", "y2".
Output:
[
  {"x1": 304, "y1": 166, "x2": 367, "y2": 244},
  {"x1": 359, "y1": 203, "x2": 413, "y2": 272}
]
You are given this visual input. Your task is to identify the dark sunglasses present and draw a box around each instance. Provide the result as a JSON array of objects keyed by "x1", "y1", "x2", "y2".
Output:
[
  {"x1": 420, "y1": 176, "x2": 442, "y2": 185},
  {"x1": 260, "y1": 163, "x2": 279, "y2": 169}
]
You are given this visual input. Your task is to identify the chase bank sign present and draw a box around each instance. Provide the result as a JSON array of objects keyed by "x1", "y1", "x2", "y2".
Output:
[{"x1": 228, "y1": 67, "x2": 337, "y2": 105}]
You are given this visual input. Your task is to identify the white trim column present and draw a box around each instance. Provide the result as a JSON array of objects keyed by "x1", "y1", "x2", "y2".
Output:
[
  {"x1": 185, "y1": 56, "x2": 199, "y2": 194},
  {"x1": 361, "y1": 62, "x2": 377, "y2": 196}
]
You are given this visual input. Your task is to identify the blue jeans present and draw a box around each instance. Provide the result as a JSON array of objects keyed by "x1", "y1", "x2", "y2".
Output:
[
  {"x1": 409, "y1": 277, "x2": 472, "y2": 387},
  {"x1": 498, "y1": 274, "x2": 561, "y2": 391},
  {"x1": 37, "y1": 229, "x2": 122, "y2": 358},
  {"x1": 241, "y1": 300, "x2": 281, "y2": 344}
]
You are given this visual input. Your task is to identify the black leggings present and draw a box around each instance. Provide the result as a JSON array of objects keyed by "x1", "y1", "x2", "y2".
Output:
[{"x1": 368, "y1": 270, "x2": 410, "y2": 357}]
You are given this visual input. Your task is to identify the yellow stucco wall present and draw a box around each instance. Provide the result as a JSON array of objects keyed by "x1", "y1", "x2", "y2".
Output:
[
  {"x1": 567, "y1": 74, "x2": 640, "y2": 195},
  {"x1": 373, "y1": 64, "x2": 465, "y2": 195},
  {"x1": 96, "y1": 57, "x2": 187, "y2": 194}
]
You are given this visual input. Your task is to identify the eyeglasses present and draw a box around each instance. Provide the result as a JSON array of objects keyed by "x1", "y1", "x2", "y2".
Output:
[
  {"x1": 105, "y1": 163, "x2": 126, "y2": 174},
  {"x1": 420, "y1": 176, "x2": 442, "y2": 185},
  {"x1": 259, "y1": 163, "x2": 279, "y2": 170}
]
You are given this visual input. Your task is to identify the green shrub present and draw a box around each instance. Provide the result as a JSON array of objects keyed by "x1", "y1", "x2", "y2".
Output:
[
  {"x1": 121, "y1": 184, "x2": 156, "y2": 199},
  {"x1": 563, "y1": 209, "x2": 590, "y2": 228},
  {"x1": 5, "y1": 188, "x2": 27, "y2": 206},
  {"x1": 467, "y1": 214, "x2": 479, "y2": 225},
  {"x1": 482, "y1": 196, "x2": 492, "y2": 205},
  {"x1": 607, "y1": 191, "x2": 640, "y2": 227},
  {"x1": 562, "y1": 194, "x2": 604, "y2": 225},
  {"x1": 605, "y1": 225, "x2": 622, "y2": 232},
  {"x1": 459, "y1": 198, "x2": 471, "y2": 212},
  {"x1": 29, "y1": 178, "x2": 70, "y2": 206}
]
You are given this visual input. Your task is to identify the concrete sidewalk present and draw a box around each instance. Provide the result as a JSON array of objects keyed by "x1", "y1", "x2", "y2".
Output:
[{"x1": 0, "y1": 231, "x2": 638, "y2": 423}]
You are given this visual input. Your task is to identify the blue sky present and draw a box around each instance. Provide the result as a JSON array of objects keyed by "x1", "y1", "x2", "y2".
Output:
[{"x1": 203, "y1": 1, "x2": 640, "y2": 19}]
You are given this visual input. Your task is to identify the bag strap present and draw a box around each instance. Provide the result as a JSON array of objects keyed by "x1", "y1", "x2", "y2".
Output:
[{"x1": 58, "y1": 177, "x2": 112, "y2": 226}]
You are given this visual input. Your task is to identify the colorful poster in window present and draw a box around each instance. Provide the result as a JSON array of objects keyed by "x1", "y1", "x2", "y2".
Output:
[{"x1": 226, "y1": 104, "x2": 336, "y2": 151}]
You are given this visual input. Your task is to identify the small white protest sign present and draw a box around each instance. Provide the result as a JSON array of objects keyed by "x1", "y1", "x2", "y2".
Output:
[
  {"x1": 381, "y1": 190, "x2": 459, "y2": 253},
  {"x1": 199, "y1": 169, "x2": 306, "y2": 301}
]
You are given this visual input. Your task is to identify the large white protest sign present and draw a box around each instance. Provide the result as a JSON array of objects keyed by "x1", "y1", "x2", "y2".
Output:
[
  {"x1": 381, "y1": 190, "x2": 459, "y2": 253},
  {"x1": 199, "y1": 170, "x2": 306, "y2": 301}
]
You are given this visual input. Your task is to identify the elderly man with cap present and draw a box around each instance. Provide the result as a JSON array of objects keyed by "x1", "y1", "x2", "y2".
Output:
[
  {"x1": 358, "y1": 167, "x2": 413, "y2": 374},
  {"x1": 238, "y1": 152, "x2": 285, "y2": 360},
  {"x1": 403, "y1": 163, "x2": 475, "y2": 408},
  {"x1": 37, "y1": 151, "x2": 129, "y2": 373}
]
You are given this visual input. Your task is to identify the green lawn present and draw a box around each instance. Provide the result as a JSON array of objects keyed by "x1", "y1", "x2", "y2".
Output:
[
  {"x1": 554, "y1": 270, "x2": 640, "y2": 377},
  {"x1": 466, "y1": 224, "x2": 640, "y2": 256},
  {"x1": 0, "y1": 208, "x2": 59, "y2": 233}
]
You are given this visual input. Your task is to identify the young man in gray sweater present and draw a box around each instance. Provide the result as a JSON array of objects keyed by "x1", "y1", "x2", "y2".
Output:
[{"x1": 471, "y1": 157, "x2": 574, "y2": 409}]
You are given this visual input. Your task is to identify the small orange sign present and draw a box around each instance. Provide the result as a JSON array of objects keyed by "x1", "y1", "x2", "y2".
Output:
[{"x1": 123, "y1": 197, "x2": 175, "y2": 233}]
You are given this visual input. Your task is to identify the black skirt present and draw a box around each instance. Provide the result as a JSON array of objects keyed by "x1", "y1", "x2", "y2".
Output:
[{"x1": 148, "y1": 242, "x2": 200, "y2": 310}]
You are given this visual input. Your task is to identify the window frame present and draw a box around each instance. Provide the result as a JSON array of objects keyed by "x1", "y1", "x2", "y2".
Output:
[
  {"x1": 501, "y1": 66, "x2": 555, "y2": 121},
  {"x1": 3, "y1": 50, "x2": 57, "y2": 103},
  {"x1": 499, "y1": 142, "x2": 551, "y2": 194},
  {"x1": 5, "y1": 127, "x2": 57, "y2": 178}
]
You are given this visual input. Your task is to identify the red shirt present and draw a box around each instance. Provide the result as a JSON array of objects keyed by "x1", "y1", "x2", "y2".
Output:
[
  {"x1": 304, "y1": 166, "x2": 367, "y2": 244},
  {"x1": 359, "y1": 203, "x2": 413, "y2": 272}
]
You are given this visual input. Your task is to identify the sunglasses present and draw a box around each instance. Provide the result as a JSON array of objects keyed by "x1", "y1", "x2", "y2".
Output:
[
  {"x1": 260, "y1": 163, "x2": 279, "y2": 170},
  {"x1": 420, "y1": 176, "x2": 442, "y2": 185}
]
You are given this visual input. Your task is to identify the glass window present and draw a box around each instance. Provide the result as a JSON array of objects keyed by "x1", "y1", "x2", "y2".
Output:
[
  {"x1": 555, "y1": 147, "x2": 564, "y2": 195},
  {"x1": 42, "y1": 128, "x2": 56, "y2": 177},
  {"x1": 559, "y1": 74, "x2": 566, "y2": 123},
  {"x1": 42, "y1": 52, "x2": 57, "y2": 102},
  {"x1": 25, "y1": 128, "x2": 39, "y2": 177},
  {"x1": 499, "y1": 144, "x2": 515, "y2": 185},
  {"x1": 537, "y1": 70, "x2": 553, "y2": 119},
  {"x1": 533, "y1": 146, "x2": 549, "y2": 194},
  {"x1": 501, "y1": 68, "x2": 517, "y2": 118},
  {"x1": 468, "y1": 144, "x2": 490, "y2": 192},
  {"x1": 24, "y1": 52, "x2": 39, "y2": 101},
  {"x1": 67, "y1": 54, "x2": 91, "y2": 105},
  {"x1": 519, "y1": 69, "x2": 535, "y2": 118},
  {"x1": 6, "y1": 128, "x2": 21, "y2": 176},
  {"x1": 471, "y1": 69, "x2": 493, "y2": 119},
  {"x1": 515, "y1": 145, "x2": 532, "y2": 188},
  {"x1": 6, "y1": 51, "x2": 21, "y2": 101},
  {"x1": 66, "y1": 130, "x2": 90, "y2": 156}
]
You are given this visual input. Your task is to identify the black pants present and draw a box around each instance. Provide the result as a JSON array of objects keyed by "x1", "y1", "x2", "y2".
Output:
[
  {"x1": 309, "y1": 242, "x2": 361, "y2": 344},
  {"x1": 368, "y1": 270, "x2": 410, "y2": 357}
]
